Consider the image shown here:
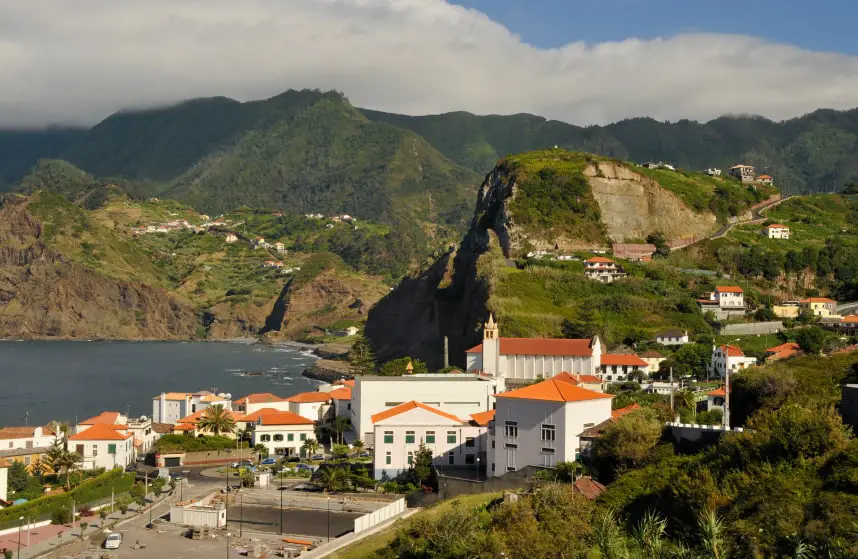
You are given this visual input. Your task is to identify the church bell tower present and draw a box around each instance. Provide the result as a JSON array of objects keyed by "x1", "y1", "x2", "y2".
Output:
[{"x1": 482, "y1": 314, "x2": 500, "y2": 377}]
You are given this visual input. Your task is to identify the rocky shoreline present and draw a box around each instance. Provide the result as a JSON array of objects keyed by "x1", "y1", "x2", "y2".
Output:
[{"x1": 302, "y1": 358, "x2": 353, "y2": 383}]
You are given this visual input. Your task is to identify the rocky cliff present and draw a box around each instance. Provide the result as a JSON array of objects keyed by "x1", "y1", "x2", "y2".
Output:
[{"x1": 0, "y1": 196, "x2": 200, "y2": 339}]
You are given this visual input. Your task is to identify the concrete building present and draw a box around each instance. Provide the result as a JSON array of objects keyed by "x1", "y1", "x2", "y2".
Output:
[
  {"x1": 127, "y1": 417, "x2": 159, "y2": 455},
  {"x1": 584, "y1": 257, "x2": 627, "y2": 283},
  {"x1": 710, "y1": 345, "x2": 757, "y2": 377},
  {"x1": 762, "y1": 224, "x2": 790, "y2": 239},
  {"x1": 599, "y1": 354, "x2": 650, "y2": 382},
  {"x1": 233, "y1": 393, "x2": 290, "y2": 415},
  {"x1": 249, "y1": 411, "x2": 316, "y2": 457},
  {"x1": 801, "y1": 297, "x2": 839, "y2": 318},
  {"x1": 352, "y1": 375, "x2": 497, "y2": 447},
  {"x1": 224, "y1": 233, "x2": 238, "y2": 243},
  {"x1": 0, "y1": 459, "x2": 8, "y2": 504},
  {"x1": 699, "y1": 286, "x2": 746, "y2": 319},
  {"x1": 655, "y1": 329, "x2": 689, "y2": 346},
  {"x1": 773, "y1": 302, "x2": 801, "y2": 318},
  {"x1": 707, "y1": 386, "x2": 728, "y2": 412},
  {"x1": 151, "y1": 392, "x2": 232, "y2": 424},
  {"x1": 75, "y1": 411, "x2": 128, "y2": 435},
  {"x1": 371, "y1": 401, "x2": 487, "y2": 480},
  {"x1": 491, "y1": 377, "x2": 612, "y2": 475},
  {"x1": 639, "y1": 351, "x2": 667, "y2": 373},
  {"x1": 0, "y1": 426, "x2": 57, "y2": 451},
  {"x1": 68, "y1": 424, "x2": 134, "y2": 470},
  {"x1": 466, "y1": 315, "x2": 602, "y2": 387},
  {"x1": 286, "y1": 392, "x2": 334, "y2": 422},
  {"x1": 728, "y1": 164, "x2": 755, "y2": 183},
  {"x1": 329, "y1": 384, "x2": 353, "y2": 419}
]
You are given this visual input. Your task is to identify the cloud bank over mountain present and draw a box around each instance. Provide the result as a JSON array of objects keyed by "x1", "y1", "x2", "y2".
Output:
[{"x1": 2, "y1": 0, "x2": 857, "y2": 127}]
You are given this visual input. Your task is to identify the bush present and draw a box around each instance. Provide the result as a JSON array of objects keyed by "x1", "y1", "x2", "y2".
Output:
[{"x1": 154, "y1": 435, "x2": 243, "y2": 452}]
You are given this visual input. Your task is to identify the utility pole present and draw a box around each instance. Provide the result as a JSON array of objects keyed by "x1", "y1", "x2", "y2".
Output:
[
  {"x1": 443, "y1": 336, "x2": 449, "y2": 369},
  {"x1": 669, "y1": 367, "x2": 674, "y2": 413},
  {"x1": 24, "y1": 410, "x2": 28, "y2": 427},
  {"x1": 724, "y1": 370, "x2": 731, "y2": 430}
]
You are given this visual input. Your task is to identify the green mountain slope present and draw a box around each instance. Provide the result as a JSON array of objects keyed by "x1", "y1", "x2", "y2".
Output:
[{"x1": 0, "y1": 129, "x2": 85, "y2": 191}]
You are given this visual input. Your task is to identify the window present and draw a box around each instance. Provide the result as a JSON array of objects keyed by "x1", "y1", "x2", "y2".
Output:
[
  {"x1": 541, "y1": 425, "x2": 555, "y2": 442},
  {"x1": 491, "y1": 440, "x2": 495, "y2": 449},
  {"x1": 383, "y1": 431, "x2": 394, "y2": 444},
  {"x1": 541, "y1": 447, "x2": 555, "y2": 454},
  {"x1": 385, "y1": 452, "x2": 391, "y2": 465},
  {"x1": 405, "y1": 431, "x2": 415, "y2": 444},
  {"x1": 407, "y1": 452, "x2": 413, "y2": 465},
  {"x1": 76, "y1": 444, "x2": 84, "y2": 455},
  {"x1": 465, "y1": 437, "x2": 475, "y2": 448},
  {"x1": 447, "y1": 431, "x2": 456, "y2": 444},
  {"x1": 384, "y1": 402, "x2": 403, "y2": 407},
  {"x1": 261, "y1": 435, "x2": 271, "y2": 442},
  {"x1": 425, "y1": 431, "x2": 435, "y2": 444},
  {"x1": 583, "y1": 422, "x2": 595, "y2": 429},
  {"x1": 448, "y1": 451, "x2": 454, "y2": 465},
  {"x1": 92, "y1": 445, "x2": 98, "y2": 457},
  {"x1": 465, "y1": 454, "x2": 475, "y2": 465},
  {"x1": 25, "y1": 441, "x2": 33, "y2": 449},
  {"x1": 507, "y1": 466, "x2": 516, "y2": 472},
  {"x1": 347, "y1": 403, "x2": 351, "y2": 410},
  {"x1": 287, "y1": 434, "x2": 294, "y2": 442},
  {"x1": 24, "y1": 456, "x2": 31, "y2": 465},
  {"x1": 108, "y1": 444, "x2": 117, "y2": 455},
  {"x1": 300, "y1": 433, "x2": 307, "y2": 441},
  {"x1": 492, "y1": 463, "x2": 495, "y2": 472},
  {"x1": 504, "y1": 421, "x2": 517, "y2": 438},
  {"x1": 274, "y1": 434, "x2": 284, "y2": 442}
]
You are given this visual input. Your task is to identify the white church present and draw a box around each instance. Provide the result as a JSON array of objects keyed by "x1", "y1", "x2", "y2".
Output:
[{"x1": 465, "y1": 315, "x2": 603, "y2": 389}]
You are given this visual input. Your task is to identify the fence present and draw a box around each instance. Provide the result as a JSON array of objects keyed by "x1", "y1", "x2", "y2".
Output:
[
  {"x1": 353, "y1": 498, "x2": 405, "y2": 534},
  {"x1": 718, "y1": 321, "x2": 783, "y2": 335}
]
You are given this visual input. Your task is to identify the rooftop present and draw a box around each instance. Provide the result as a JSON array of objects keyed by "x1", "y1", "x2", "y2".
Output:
[
  {"x1": 329, "y1": 387, "x2": 352, "y2": 401},
  {"x1": 554, "y1": 372, "x2": 604, "y2": 385},
  {"x1": 718, "y1": 344, "x2": 745, "y2": 357},
  {"x1": 257, "y1": 411, "x2": 315, "y2": 427},
  {"x1": 496, "y1": 378, "x2": 613, "y2": 403},
  {"x1": 469, "y1": 409, "x2": 496, "y2": 426},
  {"x1": 573, "y1": 477, "x2": 607, "y2": 500},
  {"x1": 656, "y1": 329, "x2": 686, "y2": 338},
  {"x1": 715, "y1": 286, "x2": 744, "y2": 294},
  {"x1": 69, "y1": 424, "x2": 133, "y2": 441},
  {"x1": 639, "y1": 351, "x2": 666, "y2": 358},
  {"x1": 802, "y1": 297, "x2": 837, "y2": 304},
  {"x1": 466, "y1": 337, "x2": 594, "y2": 357},
  {"x1": 763, "y1": 223, "x2": 788, "y2": 229},
  {"x1": 152, "y1": 392, "x2": 190, "y2": 401},
  {"x1": 371, "y1": 401, "x2": 464, "y2": 424},
  {"x1": 585, "y1": 256, "x2": 616, "y2": 264},
  {"x1": 601, "y1": 354, "x2": 648, "y2": 367},
  {"x1": 285, "y1": 392, "x2": 333, "y2": 404},
  {"x1": 239, "y1": 408, "x2": 287, "y2": 423},
  {"x1": 234, "y1": 393, "x2": 285, "y2": 405},
  {"x1": 0, "y1": 425, "x2": 55, "y2": 440},
  {"x1": 0, "y1": 446, "x2": 50, "y2": 458},
  {"x1": 80, "y1": 411, "x2": 122, "y2": 426}
]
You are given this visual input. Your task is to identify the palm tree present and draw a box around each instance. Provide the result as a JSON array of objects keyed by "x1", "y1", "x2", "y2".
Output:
[
  {"x1": 54, "y1": 450, "x2": 82, "y2": 490},
  {"x1": 302, "y1": 438, "x2": 320, "y2": 458},
  {"x1": 328, "y1": 416, "x2": 350, "y2": 445},
  {"x1": 253, "y1": 444, "x2": 268, "y2": 464},
  {"x1": 352, "y1": 439, "x2": 365, "y2": 454},
  {"x1": 676, "y1": 389, "x2": 697, "y2": 421},
  {"x1": 632, "y1": 509, "x2": 666, "y2": 558},
  {"x1": 197, "y1": 404, "x2": 235, "y2": 436},
  {"x1": 697, "y1": 509, "x2": 724, "y2": 559}
]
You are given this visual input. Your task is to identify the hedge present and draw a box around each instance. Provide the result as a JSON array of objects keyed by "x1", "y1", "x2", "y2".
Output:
[
  {"x1": 154, "y1": 434, "x2": 247, "y2": 452},
  {"x1": 0, "y1": 469, "x2": 134, "y2": 527}
]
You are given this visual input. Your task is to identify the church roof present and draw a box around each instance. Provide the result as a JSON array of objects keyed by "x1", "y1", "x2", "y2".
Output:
[{"x1": 465, "y1": 338, "x2": 595, "y2": 357}]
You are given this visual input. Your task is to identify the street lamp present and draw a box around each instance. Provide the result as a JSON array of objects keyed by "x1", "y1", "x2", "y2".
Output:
[
  {"x1": 17, "y1": 516, "x2": 23, "y2": 559},
  {"x1": 327, "y1": 497, "x2": 331, "y2": 541},
  {"x1": 239, "y1": 488, "x2": 243, "y2": 538},
  {"x1": 279, "y1": 469, "x2": 283, "y2": 536}
]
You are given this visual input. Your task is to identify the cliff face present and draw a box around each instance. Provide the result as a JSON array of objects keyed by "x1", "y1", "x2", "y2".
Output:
[{"x1": 0, "y1": 197, "x2": 200, "y2": 339}]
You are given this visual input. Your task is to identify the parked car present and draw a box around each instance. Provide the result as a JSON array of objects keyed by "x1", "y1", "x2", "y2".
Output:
[
  {"x1": 358, "y1": 451, "x2": 371, "y2": 458},
  {"x1": 230, "y1": 462, "x2": 241, "y2": 469},
  {"x1": 240, "y1": 459, "x2": 254, "y2": 466},
  {"x1": 310, "y1": 454, "x2": 327, "y2": 461},
  {"x1": 104, "y1": 532, "x2": 122, "y2": 549},
  {"x1": 260, "y1": 457, "x2": 277, "y2": 466},
  {"x1": 295, "y1": 463, "x2": 314, "y2": 472},
  {"x1": 125, "y1": 464, "x2": 136, "y2": 472}
]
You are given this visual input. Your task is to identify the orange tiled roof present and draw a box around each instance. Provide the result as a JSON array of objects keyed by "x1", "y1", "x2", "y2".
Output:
[
  {"x1": 152, "y1": 392, "x2": 190, "y2": 401},
  {"x1": 466, "y1": 338, "x2": 594, "y2": 357},
  {"x1": 469, "y1": 410, "x2": 496, "y2": 426},
  {"x1": 372, "y1": 401, "x2": 463, "y2": 424},
  {"x1": 285, "y1": 392, "x2": 333, "y2": 404},
  {"x1": 757, "y1": 174, "x2": 773, "y2": 180},
  {"x1": 841, "y1": 315, "x2": 858, "y2": 324},
  {"x1": 199, "y1": 394, "x2": 225, "y2": 403},
  {"x1": 80, "y1": 412, "x2": 121, "y2": 426},
  {"x1": 234, "y1": 393, "x2": 284, "y2": 405},
  {"x1": 257, "y1": 411, "x2": 314, "y2": 426},
  {"x1": 236, "y1": 408, "x2": 283, "y2": 422},
  {"x1": 715, "y1": 285, "x2": 744, "y2": 293},
  {"x1": 586, "y1": 256, "x2": 616, "y2": 264},
  {"x1": 69, "y1": 424, "x2": 133, "y2": 441},
  {"x1": 0, "y1": 426, "x2": 54, "y2": 440},
  {"x1": 176, "y1": 409, "x2": 239, "y2": 425},
  {"x1": 553, "y1": 372, "x2": 603, "y2": 385},
  {"x1": 802, "y1": 297, "x2": 837, "y2": 304},
  {"x1": 495, "y1": 378, "x2": 613, "y2": 403},
  {"x1": 600, "y1": 354, "x2": 648, "y2": 367},
  {"x1": 708, "y1": 386, "x2": 729, "y2": 397},
  {"x1": 334, "y1": 379, "x2": 356, "y2": 387},
  {"x1": 611, "y1": 403, "x2": 641, "y2": 420},
  {"x1": 573, "y1": 477, "x2": 607, "y2": 500},
  {"x1": 763, "y1": 223, "x2": 788, "y2": 229},
  {"x1": 766, "y1": 342, "x2": 800, "y2": 356},
  {"x1": 719, "y1": 344, "x2": 745, "y2": 357},
  {"x1": 172, "y1": 424, "x2": 196, "y2": 432},
  {"x1": 329, "y1": 387, "x2": 352, "y2": 401}
]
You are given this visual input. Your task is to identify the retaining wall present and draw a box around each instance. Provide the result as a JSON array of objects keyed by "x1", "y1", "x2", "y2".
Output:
[
  {"x1": 719, "y1": 321, "x2": 783, "y2": 335},
  {"x1": 353, "y1": 498, "x2": 405, "y2": 534}
]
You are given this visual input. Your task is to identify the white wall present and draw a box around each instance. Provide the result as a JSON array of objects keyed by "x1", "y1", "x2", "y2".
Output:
[
  {"x1": 0, "y1": 466, "x2": 7, "y2": 502},
  {"x1": 352, "y1": 377, "x2": 496, "y2": 446},
  {"x1": 354, "y1": 499, "x2": 405, "y2": 533},
  {"x1": 152, "y1": 397, "x2": 189, "y2": 424},
  {"x1": 252, "y1": 425, "x2": 316, "y2": 457},
  {"x1": 70, "y1": 438, "x2": 134, "y2": 470},
  {"x1": 245, "y1": 401, "x2": 291, "y2": 415},
  {"x1": 0, "y1": 427, "x2": 55, "y2": 451},
  {"x1": 289, "y1": 401, "x2": 331, "y2": 423}
]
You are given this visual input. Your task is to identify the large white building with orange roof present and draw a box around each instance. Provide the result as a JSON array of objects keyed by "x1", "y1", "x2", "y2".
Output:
[
  {"x1": 371, "y1": 401, "x2": 488, "y2": 479},
  {"x1": 75, "y1": 411, "x2": 128, "y2": 434},
  {"x1": 248, "y1": 411, "x2": 316, "y2": 458},
  {"x1": 710, "y1": 344, "x2": 757, "y2": 377},
  {"x1": 0, "y1": 425, "x2": 57, "y2": 452},
  {"x1": 584, "y1": 256, "x2": 627, "y2": 283},
  {"x1": 233, "y1": 393, "x2": 290, "y2": 415},
  {"x1": 68, "y1": 424, "x2": 134, "y2": 470},
  {"x1": 491, "y1": 376, "x2": 613, "y2": 476},
  {"x1": 151, "y1": 391, "x2": 232, "y2": 424},
  {"x1": 285, "y1": 392, "x2": 334, "y2": 422}
]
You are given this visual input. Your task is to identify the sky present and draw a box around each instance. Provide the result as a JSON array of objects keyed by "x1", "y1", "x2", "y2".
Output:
[{"x1": 1, "y1": 0, "x2": 857, "y2": 128}]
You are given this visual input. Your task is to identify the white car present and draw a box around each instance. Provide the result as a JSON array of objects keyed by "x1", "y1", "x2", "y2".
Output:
[{"x1": 104, "y1": 532, "x2": 123, "y2": 549}]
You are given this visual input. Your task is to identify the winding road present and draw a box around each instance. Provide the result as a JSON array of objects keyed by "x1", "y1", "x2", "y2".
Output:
[{"x1": 709, "y1": 194, "x2": 793, "y2": 240}]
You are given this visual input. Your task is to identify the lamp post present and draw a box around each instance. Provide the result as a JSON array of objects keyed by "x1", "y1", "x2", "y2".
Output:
[
  {"x1": 17, "y1": 516, "x2": 23, "y2": 559},
  {"x1": 279, "y1": 468, "x2": 283, "y2": 535},
  {"x1": 327, "y1": 497, "x2": 331, "y2": 542},
  {"x1": 239, "y1": 488, "x2": 243, "y2": 538}
]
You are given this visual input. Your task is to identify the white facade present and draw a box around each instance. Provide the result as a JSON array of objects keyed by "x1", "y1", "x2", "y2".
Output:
[
  {"x1": 655, "y1": 330, "x2": 689, "y2": 346},
  {"x1": 763, "y1": 225, "x2": 790, "y2": 239},
  {"x1": 69, "y1": 427, "x2": 134, "y2": 470},
  {"x1": 251, "y1": 416, "x2": 316, "y2": 457},
  {"x1": 704, "y1": 168, "x2": 722, "y2": 177},
  {"x1": 710, "y1": 345, "x2": 757, "y2": 377},
  {"x1": 352, "y1": 376, "x2": 496, "y2": 447},
  {"x1": 714, "y1": 288, "x2": 745, "y2": 309},
  {"x1": 491, "y1": 386, "x2": 612, "y2": 476},
  {"x1": 372, "y1": 405, "x2": 486, "y2": 480},
  {"x1": 127, "y1": 417, "x2": 158, "y2": 455},
  {"x1": 729, "y1": 164, "x2": 755, "y2": 183},
  {"x1": 234, "y1": 394, "x2": 291, "y2": 415},
  {"x1": 0, "y1": 462, "x2": 8, "y2": 503},
  {"x1": 584, "y1": 258, "x2": 626, "y2": 283},
  {"x1": 152, "y1": 392, "x2": 231, "y2": 424},
  {"x1": 0, "y1": 426, "x2": 56, "y2": 451}
]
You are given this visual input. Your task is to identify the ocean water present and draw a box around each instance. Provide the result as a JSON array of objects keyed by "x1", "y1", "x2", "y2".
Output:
[{"x1": 0, "y1": 341, "x2": 320, "y2": 426}]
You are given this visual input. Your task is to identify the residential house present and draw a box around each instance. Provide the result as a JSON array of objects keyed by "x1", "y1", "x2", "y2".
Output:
[
  {"x1": 762, "y1": 224, "x2": 790, "y2": 239},
  {"x1": 0, "y1": 426, "x2": 57, "y2": 452},
  {"x1": 765, "y1": 342, "x2": 801, "y2": 363},
  {"x1": 707, "y1": 386, "x2": 728, "y2": 412},
  {"x1": 329, "y1": 384, "x2": 353, "y2": 419},
  {"x1": 584, "y1": 257, "x2": 627, "y2": 283},
  {"x1": 224, "y1": 233, "x2": 238, "y2": 243},
  {"x1": 127, "y1": 416, "x2": 159, "y2": 455},
  {"x1": 252, "y1": 237, "x2": 266, "y2": 249},
  {"x1": 68, "y1": 424, "x2": 134, "y2": 470},
  {"x1": 578, "y1": 404, "x2": 641, "y2": 457},
  {"x1": 371, "y1": 401, "x2": 487, "y2": 480},
  {"x1": 699, "y1": 286, "x2": 746, "y2": 319},
  {"x1": 233, "y1": 393, "x2": 290, "y2": 415},
  {"x1": 75, "y1": 411, "x2": 128, "y2": 434},
  {"x1": 710, "y1": 345, "x2": 757, "y2": 377},
  {"x1": 343, "y1": 326, "x2": 360, "y2": 337},
  {"x1": 249, "y1": 411, "x2": 316, "y2": 458},
  {"x1": 171, "y1": 408, "x2": 241, "y2": 438},
  {"x1": 599, "y1": 354, "x2": 649, "y2": 382},
  {"x1": 655, "y1": 329, "x2": 689, "y2": 346},
  {"x1": 840, "y1": 315, "x2": 858, "y2": 335},
  {"x1": 274, "y1": 242, "x2": 287, "y2": 253},
  {"x1": 465, "y1": 315, "x2": 602, "y2": 388},
  {"x1": 286, "y1": 392, "x2": 334, "y2": 423},
  {"x1": 639, "y1": 351, "x2": 667, "y2": 373},
  {"x1": 352, "y1": 375, "x2": 497, "y2": 447},
  {"x1": 0, "y1": 447, "x2": 50, "y2": 470},
  {"x1": 704, "y1": 168, "x2": 722, "y2": 177},
  {"x1": 757, "y1": 174, "x2": 774, "y2": 185},
  {"x1": 801, "y1": 297, "x2": 839, "y2": 318},
  {"x1": 611, "y1": 243, "x2": 656, "y2": 261},
  {"x1": 151, "y1": 391, "x2": 231, "y2": 424},
  {"x1": 728, "y1": 164, "x2": 755, "y2": 183},
  {"x1": 262, "y1": 260, "x2": 284, "y2": 268},
  {"x1": 491, "y1": 377, "x2": 613, "y2": 475}
]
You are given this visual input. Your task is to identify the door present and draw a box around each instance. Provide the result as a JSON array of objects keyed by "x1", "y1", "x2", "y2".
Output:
[{"x1": 164, "y1": 457, "x2": 181, "y2": 467}]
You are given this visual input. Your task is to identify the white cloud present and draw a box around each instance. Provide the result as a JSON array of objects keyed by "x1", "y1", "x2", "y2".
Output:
[{"x1": 1, "y1": 0, "x2": 857, "y2": 127}]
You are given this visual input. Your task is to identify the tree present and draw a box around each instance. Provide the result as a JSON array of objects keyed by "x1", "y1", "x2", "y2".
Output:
[
  {"x1": 328, "y1": 416, "x2": 351, "y2": 445},
  {"x1": 378, "y1": 357, "x2": 428, "y2": 377},
  {"x1": 8, "y1": 462, "x2": 28, "y2": 494},
  {"x1": 79, "y1": 521, "x2": 88, "y2": 540},
  {"x1": 197, "y1": 404, "x2": 235, "y2": 436},
  {"x1": 562, "y1": 307, "x2": 602, "y2": 339},
  {"x1": 302, "y1": 438, "x2": 320, "y2": 457},
  {"x1": 795, "y1": 326, "x2": 826, "y2": 354},
  {"x1": 646, "y1": 231, "x2": 670, "y2": 258},
  {"x1": 317, "y1": 467, "x2": 351, "y2": 492},
  {"x1": 593, "y1": 408, "x2": 662, "y2": 482},
  {"x1": 27, "y1": 456, "x2": 53, "y2": 477},
  {"x1": 253, "y1": 444, "x2": 268, "y2": 464},
  {"x1": 331, "y1": 444, "x2": 350, "y2": 460},
  {"x1": 410, "y1": 443, "x2": 435, "y2": 488},
  {"x1": 349, "y1": 334, "x2": 376, "y2": 375},
  {"x1": 352, "y1": 439, "x2": 365, "y2": 454},
  {"x1": 675, "y1": 389, "x2": 697, "y2": 420},
  {"x1": 54, "y1": 450, "x2": 82, "y2": 490}
]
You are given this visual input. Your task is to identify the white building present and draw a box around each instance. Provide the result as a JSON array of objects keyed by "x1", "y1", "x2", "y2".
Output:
[
  {"x1": 655, "y1": 329, "x2": 690, "y2": 346},
  {"x1": 352, "y1": 375, "x2": 497, "y2": 447},
  {"x1": 75, "y1": 411, "x2": 128, "y2": 435},
  {"x1": 713, "y1": 286, "x2": 745, "y2": 308},
  {"x1": 224, "y1": 233, "x2": 238, "y2": 243},
  {"x1": 249, "y1": 411, "x2": 316, "y2": 457},
  {"x1": 233, "y1": 393, "x2": 290, "y2": 415},
  {"x1": 465, "y1": 315, "x2": 602, "y2": 388},
  {"x1": 584, "y1": 257, "x2": 627, "y2": 283},
  {"x1": 710, "y1": 345, "x2": 757, "y2": 377},
  {"x1": 0, "y1": 426, "x2": 57, "y2": 451},
  {"x1": 599, "y1": 354, "x2": 650, "y2": 382},
  {"x1": 286, "y1": 392, "x2": 334, "y2": 422},
  {"x1": 762, "y1": 224, "x2": 790, "y2": 239},
  {"x1": 728, "y1": 164, "x2": 755, "y2": 183},
  {"x1": 329, "y1": 383, "x2": 353, "y2": 419},
  {"x1": 127, "y1": 417, "x2": 158, "y2": 455},
  {"x1": 0, "y1": 459, "x2": 8, "y2": 503},
  {"x1": 68, "y1": 424, "x2": 134, "y2": 470},
  {"x1": 707, "y1": 386, "x2": 727, "y2": 412},
  {"x1": 151, "y1": 392, "x2": 231, "y2": 424},
  {"x1": 371, "y1": 401, "x2": 487, "y2": 480},
  {"x1": 274, "y1": 242, "x2": 287, "y2": 253},
  {"x1": 704, "y1": 168, "x2": 722, "y2": 177},
  {"x1": 491, "y1": 377, "x2": 612, "y2": 476}
]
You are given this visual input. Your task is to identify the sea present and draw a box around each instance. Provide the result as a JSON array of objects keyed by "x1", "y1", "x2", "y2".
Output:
[{"x1": 0, "y1": 340, "x2": 321, "y2": 426}]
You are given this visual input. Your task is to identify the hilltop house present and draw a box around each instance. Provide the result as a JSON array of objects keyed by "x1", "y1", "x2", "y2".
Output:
[
  {"x1": 612, "y1": 243, "x2": 656, "y2": 261},
  {"x1": 728, "y1": 164, "x2": 755, "y2": 183},
  {"x1": 707, "y1": 386, "x2": 729, "y2": 412},
  {"x1": 699, "y1": 286, "x2": 746, "y2": 319},
  {"x1": 224, "y1": 233, "x2": 238, "y2": 243},
  {"x1": 704, "y1": 168, "x2": 722, "y2": 177},
  {"x1": 757, "y1": 174, "x2": 774, "y2": 185},
  {"x1": 710, "y1": 345, "x2": 757, "y2": 377},
  {"x1": 801, "y1": 297, "x2": 839, "y2": 318},
  {"x1": 584, "y1": 257, "x2": 627, "y2": 283},
  {"x1": 655, "y1": 329, "x2": 689, "y2": 346},
  {"x1": 371, "y1": 401, "x2": 487, "y2": 480},
  {"x1": 599, "y1": 354, "x2": 650, "y2": 382},
  {"x1": 274, "y1": 242, "x2": 287, "y2": 253},
  {"x1": 765, "y1": 342, "x2": 801, "y2": 362},
  {"x1": 762, "y1": 224, "x2": 790, "y2": 239},
  {"x1": 491, "y1": 376, "x2": 613, "y2": 474},
  {"x1": 639, "y1": 351, "x2": 667, "y2": 373},
  {"x1": 840, "y1": 315, "x2": 858, "y2": 335}
]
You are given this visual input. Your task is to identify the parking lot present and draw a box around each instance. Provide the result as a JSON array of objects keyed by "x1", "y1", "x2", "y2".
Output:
[{"x1": 227, "y1": 504, "x2": 362, "y2": 538}]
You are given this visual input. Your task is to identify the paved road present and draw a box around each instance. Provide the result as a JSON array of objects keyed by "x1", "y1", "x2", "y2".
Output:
[
  {"x1": 838, "y1": 301, "x2": 858, "y2": 315},
  {"x1": 709, "y1": 194, "x2": 792, "y2": 240}
]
